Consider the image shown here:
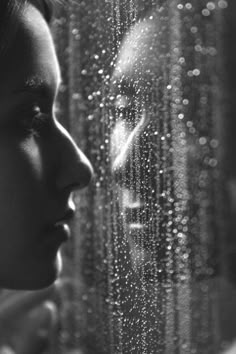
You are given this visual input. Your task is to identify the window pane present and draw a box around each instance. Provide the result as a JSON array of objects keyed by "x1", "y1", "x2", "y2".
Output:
[
  {"x1": 51, "y1": 1, "x2": 236, "y2": 353},
  {"x1": 1, "y1": 1, "x2": 235, "y2": 353}
]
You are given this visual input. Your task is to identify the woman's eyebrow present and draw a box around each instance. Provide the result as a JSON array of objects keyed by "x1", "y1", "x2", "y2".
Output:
[{"x1": 12, "y1": 75, "x2": 62, "y2": 99}]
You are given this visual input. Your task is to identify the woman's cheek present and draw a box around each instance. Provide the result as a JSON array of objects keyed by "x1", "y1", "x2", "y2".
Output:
[{"x1": 20, "y1": 138, "x2": 44, "y2": 178}]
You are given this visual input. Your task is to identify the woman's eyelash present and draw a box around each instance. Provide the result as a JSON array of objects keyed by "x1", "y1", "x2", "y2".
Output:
[{"x1": 15, "y1": 104, "x2": 51, "y2": 137}]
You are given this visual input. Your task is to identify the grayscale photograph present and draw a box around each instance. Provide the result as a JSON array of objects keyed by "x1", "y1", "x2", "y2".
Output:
[{"x1": 0, "y1": 0, "x2": 234, "y2": 353}]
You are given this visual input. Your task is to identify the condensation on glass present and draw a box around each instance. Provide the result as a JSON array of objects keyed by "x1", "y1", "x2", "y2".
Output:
[{"x1": 50, "y1": 0, "x2": 236, "y2": 353}]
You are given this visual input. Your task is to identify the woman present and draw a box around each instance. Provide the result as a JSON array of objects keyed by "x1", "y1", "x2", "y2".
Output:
[{"x1": 0, "y1": 0, "x2": 93, "y2": 290}]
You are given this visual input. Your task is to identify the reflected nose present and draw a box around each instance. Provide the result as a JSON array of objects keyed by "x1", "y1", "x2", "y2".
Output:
[
  {"x1": 55, "y1": 122, "x2": 93, "y2": 191},
  {"x1": 112, "y1": 127, "x2": 137, "y2": 180},
  {"x1": 111, "y1": 115, "x2": 150, "y2": 185}
]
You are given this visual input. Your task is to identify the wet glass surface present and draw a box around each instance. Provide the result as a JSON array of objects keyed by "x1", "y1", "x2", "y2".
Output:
[
  {"x1": 1, "y1": 1, "x2": 236, "y2": 353},
  {"x1": 50, "y1": 1, "x2": 236, "y2": 353}
]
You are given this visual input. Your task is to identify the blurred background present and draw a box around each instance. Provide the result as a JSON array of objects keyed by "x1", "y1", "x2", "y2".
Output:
[{"x1": 2, "y1": 0, "x2": 236, "y2": 353}]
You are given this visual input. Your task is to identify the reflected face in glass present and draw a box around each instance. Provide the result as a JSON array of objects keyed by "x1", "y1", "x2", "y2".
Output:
[
  {"x1": 0, "y1": 3, "x2": 93, "y2": 290},
  {"x1": 110, "y1": 16, "x2": 167, "y2": 280}
]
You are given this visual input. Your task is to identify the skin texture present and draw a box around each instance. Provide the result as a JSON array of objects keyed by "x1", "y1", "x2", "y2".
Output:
[{"x1": 0, "y1": 3, "x2": 93, "y2": 290}]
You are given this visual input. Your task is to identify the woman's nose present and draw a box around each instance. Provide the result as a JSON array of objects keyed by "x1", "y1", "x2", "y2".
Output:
[{"x1": 54, "y1": 122, "x2": 93, "y2": 191}]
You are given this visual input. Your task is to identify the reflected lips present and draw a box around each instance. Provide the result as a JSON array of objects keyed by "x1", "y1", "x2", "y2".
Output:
[
  {"x1": 120, "y1": 189, "x2": 147, "y2": 233},
  {"x1": 124, "y1": 207, "x2": 147, "y2": 243}
]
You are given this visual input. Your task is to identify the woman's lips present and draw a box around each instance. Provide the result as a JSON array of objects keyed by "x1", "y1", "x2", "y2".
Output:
[
  {"x1": 43, "y1": 223, "x2": 70, "y2": 246},
  {"x1": 46, "y1": 222, "x2": 70, "y2": 237},
  {"x1": 42, "y1": 208, "x2": 75, "y2": 249},
  {"x1": 35, "y1": 224, "x2": 70, "y2": 259},
  {"x1": 45, "y1": 207, "x2": 75, "y2": 232}
]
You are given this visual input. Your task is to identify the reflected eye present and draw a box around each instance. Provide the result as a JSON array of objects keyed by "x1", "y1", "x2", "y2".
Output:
[
  {"x1": 114, "y1": 95, "x2": 139, "y2": 127},
  {"x1": 116, "y1": 106, "x2": 137, "y2": 126}
]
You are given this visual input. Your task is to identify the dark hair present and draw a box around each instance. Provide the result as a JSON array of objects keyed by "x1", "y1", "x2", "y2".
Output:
[
  {"x1": 33, "y1": 0, "x2": 57, "y2": 23},
  {"x1": 0, "y1": 0, "x2": 57, "y2": 58}
]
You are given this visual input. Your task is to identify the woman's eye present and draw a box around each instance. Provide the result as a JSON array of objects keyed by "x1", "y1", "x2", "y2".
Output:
[{"x1": 16, "y1": 105, "x2": 51, "y2": 137}]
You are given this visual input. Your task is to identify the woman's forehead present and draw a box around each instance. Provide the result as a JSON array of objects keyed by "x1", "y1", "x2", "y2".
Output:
[{"x1": 0, "y1": 2, "x2": 59, "y2": 100}]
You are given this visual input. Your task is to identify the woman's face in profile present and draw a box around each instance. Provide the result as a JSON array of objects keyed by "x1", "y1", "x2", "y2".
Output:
[{"x1": 0, "y1": 3, "x2": 92, "y2": 290}]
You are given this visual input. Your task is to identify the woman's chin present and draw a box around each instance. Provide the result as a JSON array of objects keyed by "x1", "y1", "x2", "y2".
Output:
[{"x1": 0, "y1": 253, "x2": 63, "y2": 291}]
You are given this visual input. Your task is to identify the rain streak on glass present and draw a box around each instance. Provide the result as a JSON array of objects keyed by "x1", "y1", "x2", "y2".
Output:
[{"x1": 50, "y1": 0, "x2": 236, "y2": 353}]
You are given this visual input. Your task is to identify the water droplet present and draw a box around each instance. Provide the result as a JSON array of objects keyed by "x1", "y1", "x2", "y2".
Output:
[
  {"x1": 179, "y1": 57, "x2": 185, "y2": 64},
  {"x1": 193, "y1": 68, "x2": 200, "y2": 76},
  {"x1": 185, "y1": 3, "x2": 192, "y2": 10},
  {"x1": 191, "y1": 26, "x2": 198, "y2": 34},
  {"x1": 202, "y1": 8, "x2": 211, "y2": 16},
  {"x1": 210, "y1": 139, "x2": 219, "y2": 148},
  {"x1": 177, "y1": 4, "x2": 184, "y2": 10},
  {"x1": 72, "y1": 28, "x2": 79, "y2": 35},
  {"x1": 183, "y1": 99, "x2": 189, "y2": 105},
  {"x1": 186, "y1": 121, "x2": 193, "y2": 127},
  {"x1": 218, "y1": 0, "x2": 228, "y2": 9},
  {"x1": 207, "y1": 2, "x2": 216, "y2": 10},
  {"x1": 199, "y1": 137, "x2": 207, "y2": 145},
  {"x1": 209, "y1": 158, "x2": 217, "y2": 167}
]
